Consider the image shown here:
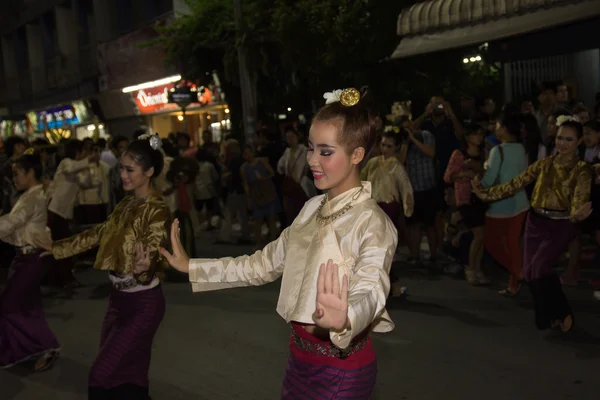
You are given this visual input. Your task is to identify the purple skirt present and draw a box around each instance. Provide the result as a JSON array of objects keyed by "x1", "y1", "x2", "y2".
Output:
[
  {"x1": 88, "y1": 286, "x2": 165, "y2": 390},
  {"x1": 281, "y1": 324, "x2": 377, "y2": 399},
  {"x1": 0, "y1": 252, "x2": 60, "y2": 368},
  {"x1": 523, "y1": 212, "x2": 576, "y2": 281},
  {"x1": 523, "y1": 212, "x2": 576, "y2": 329}
]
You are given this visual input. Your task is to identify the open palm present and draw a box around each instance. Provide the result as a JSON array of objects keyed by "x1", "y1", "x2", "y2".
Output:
[
  {"x1": 159, "y1": 219, "x2": 190, "y2": 273},
  {"x1": 312, "y1": 260, "x2": 349, "y2": 330}
]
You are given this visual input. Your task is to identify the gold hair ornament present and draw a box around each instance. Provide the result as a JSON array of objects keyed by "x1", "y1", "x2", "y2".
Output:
[
  {"x1": 323, "y1": 87, "x2": 361, "y2": 107},
  {"x1": 339, "y1": 88, "x2": 361, "y2": 107},
  {"x1": 23, "y1": 148, "x2": 35, "y2": 155}
]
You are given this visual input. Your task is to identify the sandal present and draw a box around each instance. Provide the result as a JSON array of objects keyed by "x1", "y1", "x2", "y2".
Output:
[
  {"x1": 560, "y1": 315, "x2": 574, "y2": 333},
  {"x1": 498, "y1": 283, "x2": 522, "y2": 297},
  {"x1": 34, "y1": 349, "x2": 59, "y2": 372}
]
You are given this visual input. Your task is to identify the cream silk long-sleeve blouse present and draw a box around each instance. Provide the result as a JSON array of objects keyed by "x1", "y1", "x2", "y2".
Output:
[
  {"x1": 189, "y1": 182, "x2": 397, "y2": 349},
  {"x1": 0, "y1": 184, "x2": 52, "y2": 249}
]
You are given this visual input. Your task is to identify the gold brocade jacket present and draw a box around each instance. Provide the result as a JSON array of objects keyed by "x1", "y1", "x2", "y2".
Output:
[
  {"x1": 52, "y1": 190, "x2": 170, "y2": 283},
  {"x1": 189, "y1": 182, "x2": 398, "y2": 349},
  {"x1": 478, "y1": 154, "x2": 592, "y2": 220},
  {"x1": 361, "y1": 156, "x2": 414, "y2": 216}
]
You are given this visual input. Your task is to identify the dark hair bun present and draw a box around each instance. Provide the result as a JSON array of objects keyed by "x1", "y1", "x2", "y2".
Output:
[
  {"x1": 13, "y1": 153, "x2": 43, "y2": 180},
  {"x1": 125, "y1": 139, "x2": 164, "y2": 177}
]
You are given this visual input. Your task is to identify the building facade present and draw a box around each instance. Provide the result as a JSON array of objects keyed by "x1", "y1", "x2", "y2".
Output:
[{"x1": 0, "y1": 0, "x2": 228, "y2": 145}]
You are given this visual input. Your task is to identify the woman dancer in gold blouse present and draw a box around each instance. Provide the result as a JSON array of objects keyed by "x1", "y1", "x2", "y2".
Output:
[
  {"x1": 43, "y1": 135, "x2": 170, "y2": 399},
  {"x1": 473, "y1": 117, "x2": 592, "y2": 332},
  {"x1": 161, "y1": 88, "x2": 397, "y2": 399}
]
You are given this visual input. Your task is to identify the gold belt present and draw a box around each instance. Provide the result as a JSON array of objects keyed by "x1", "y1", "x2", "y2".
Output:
[
  {"x1": 15, "y1": 245, "x2": 40, "y2": 256},
  {"x1": 290, "y1": 326, "x2": 368, "y2": 359},
  {"x1": 112, "y1": 278, "x2": 140, "y2": 291},
  {"x1": 533, "y1": 208, "x2": 570, "y2": 220}
]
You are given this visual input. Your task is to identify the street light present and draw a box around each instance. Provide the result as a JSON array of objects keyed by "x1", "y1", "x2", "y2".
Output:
[
  {"x1": 287, "y1": 107, "x2": 292, "y2": 112},
  {"x1": 463, "y1": 58, "x2": 469, "y2": 64}
]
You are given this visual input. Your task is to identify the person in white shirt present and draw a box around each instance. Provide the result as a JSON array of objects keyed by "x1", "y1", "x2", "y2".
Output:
[
  {"x1": 0, "y1": 152, "x2": 59, "y2": 372},
  {"x1": 74, "y1": 144, "x2": 111, "y2": 226},
  {"x1": 160, "y1": 88, "x2": 397, "y2": 398},
  {"x1": 277, "y1": 128, "x2": 316, "y2": 225},
  {"x1": 47, "y1": 139, "x2": 99, "y2": 288}
]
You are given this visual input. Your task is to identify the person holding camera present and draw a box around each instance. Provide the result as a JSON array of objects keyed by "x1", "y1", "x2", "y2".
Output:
[{"x1": 398, "y1": 123, "x2": 438, "y2": 265}]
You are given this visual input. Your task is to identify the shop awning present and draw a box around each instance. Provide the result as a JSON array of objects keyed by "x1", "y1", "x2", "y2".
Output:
[{"x1": 391, "y1": 0, "x2": 600, "y2": 59}]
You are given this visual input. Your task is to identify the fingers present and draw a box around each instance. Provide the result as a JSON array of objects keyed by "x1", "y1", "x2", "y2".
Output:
[
  {"x1": 325, "y1": 259, "x2": 333, "y2": 294},
  {"x1": 332, "y1": 263, "x2": 340, "y2": 297},
  {"x1": 312, "y1": 309, "x2": 324, "y2": 322},
  {"x1": 159, "y1": 248, "x2": 175, "y2": 266},
  {"x1": 341, "y1": 275, "x2": 348, "y2": 304},
  {"x1": 317, "y1": 263, "x2": 326, "y2": 293},
  {"x1": 170, "y1": 220, "x2": 179, "y2": 252}
]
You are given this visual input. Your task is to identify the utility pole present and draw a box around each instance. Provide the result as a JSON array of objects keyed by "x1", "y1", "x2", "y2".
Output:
[{"x1": 233, "y1": 0, "x2": 257, "y2": 145}]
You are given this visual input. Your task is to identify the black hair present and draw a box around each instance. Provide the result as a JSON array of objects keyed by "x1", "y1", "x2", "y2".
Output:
[
  {"x1": 521, "y1": 113, "x2": 542, "y2": 165},
  {"x1": 4, "y1": 136, "x2": 26, "y2": 158},
  {"x1": 177, "y1": 132, "x2": 191, "y2": 143},
  {"x1": 196, "y1": 148, "x2": 211, "y2": 163},
  {"x1": 161, "y1": 139, "x2": 179, "y2": 158},
  {"x1": 539, "y1": 81, "x2": 558, "y2": 94},
  {"x1": 13, "y1": 153, "x2": 43, "y2": 181},
  {"x1": 585, "y1": 120, "x2": 600, "y2": 132},
  {"x1": 498, "y1": 111, "x2": 523, "y2": 139},
  {"x1": 125, "y1": 139, "x2": 164, "y2": 178},
  {"x1": 284, "y1": 127, "x2": 299, "y2": 136},
  {"x1": 111, "y1": 135, "x2": 129, "y2": 150},
  {"x1": 381, "y1": 131, "x2": 401, "y2": 147},
  {"x1": 97, "y1": 138, "x2": 107, "y2": 148},
  {"x1": 32, "y1": 138, "x2": 49, "y2": 147},
  {"x1": 133, "y1": 129, "x2": 147, "y2": 140},
  {"x1": 64, "y1": 139, "x2": 84, "y2": 160},
  {"x1": 463, "y1": 122, "x2": 485, "y2": 137},
  {"x1": 558, "y1": 119, "x2": 584, "y2": 139}
]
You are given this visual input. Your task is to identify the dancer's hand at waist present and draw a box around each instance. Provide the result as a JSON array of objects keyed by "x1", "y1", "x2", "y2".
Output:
[
  {"x1": 312, "y1": 260, "x2": 350, "y2": 331},
  {"x1": 159, "y1": 219, "x2": 190, "y2": 273},
  {"x1": 39, "y1": 241, "x2": 53, "y2": 258},
  {"x1": 133, "y1": 243, "x2": 151, "y2": 274},
  {"x1": 573, "y1": 202, "x2": 593, "y2": 222}
]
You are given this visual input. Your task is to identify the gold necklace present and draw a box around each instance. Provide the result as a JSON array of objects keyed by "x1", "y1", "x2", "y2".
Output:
[{"x1": 316, "y1": 187, "x2": 363, "y2": 226}]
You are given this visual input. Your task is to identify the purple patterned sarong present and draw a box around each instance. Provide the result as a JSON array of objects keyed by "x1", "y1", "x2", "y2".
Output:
[
  {"x1": 281, "y1": 323, "x2": 377, "y2": 399},
  {"x1": 0, "y1": 252, "x2": 60, "y2": 368}
]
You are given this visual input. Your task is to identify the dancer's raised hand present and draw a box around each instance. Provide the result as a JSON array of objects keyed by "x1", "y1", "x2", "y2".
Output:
[
  {"x1": 159, "y1": 219, "x2": 190, "y2": 273},
  {"x1": 312, "y1": 260, "x2": 349, "y2": 330}
]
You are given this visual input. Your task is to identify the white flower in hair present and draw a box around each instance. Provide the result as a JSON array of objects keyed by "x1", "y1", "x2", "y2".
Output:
[
  {"x1": 323, "y1": 89, "x2": 343, "y2": 105},
  {"x1": 556, "y1": 115, "x2": 580, "y2": 127},
  {"x1": 137, "y1": 133, "x2": 162, "y2": 150}
]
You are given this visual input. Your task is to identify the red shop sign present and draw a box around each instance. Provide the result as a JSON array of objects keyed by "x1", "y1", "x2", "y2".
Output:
[{"x1": 132, "y1": 83, "x2": 200, "y2": 114}]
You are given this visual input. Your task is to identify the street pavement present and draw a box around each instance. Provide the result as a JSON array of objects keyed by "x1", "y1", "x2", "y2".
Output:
[{"x1": 2, "y1": 228, "x2": 600, "y2": 400}]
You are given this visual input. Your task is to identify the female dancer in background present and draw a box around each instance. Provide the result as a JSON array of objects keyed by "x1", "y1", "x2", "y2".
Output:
[
  {"x1": 161, "y1": 88, "x2": 397, "y2": 399},
  {"x1": 474, "y1": 117, "x2": 592, "y2": 331},
  {"x1": 44, "y1": 135, "x2": 170, "y2": 399},
  {"x1": 0, "y1": 152, "x2": 60, "y2": 372},
  {"x1": 479, "y1": 112, "x2": 530, "y2": 296}
]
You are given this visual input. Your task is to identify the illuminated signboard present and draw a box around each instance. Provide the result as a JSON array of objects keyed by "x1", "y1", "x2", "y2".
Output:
[
  {"x1": 133, "y1": 83, "x2": 201, "y2": 114},
  {"x1": 37, "y1": 105, "x2": 79, "y2": 130}
]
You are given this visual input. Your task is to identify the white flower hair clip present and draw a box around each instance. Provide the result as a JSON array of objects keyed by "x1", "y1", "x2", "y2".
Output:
[
  {"x1": 323, "y1": 89, "x2": 343, "y2": 104},
  {"x1": 138, "y1": 133, "x2": 162, "y2": 150},
  {"x1": 556, "y1": 115, "x2": 580, "y2": 127},
  {"x1": 323, "y1": 88, "x2": 361, "y2": 107}
]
